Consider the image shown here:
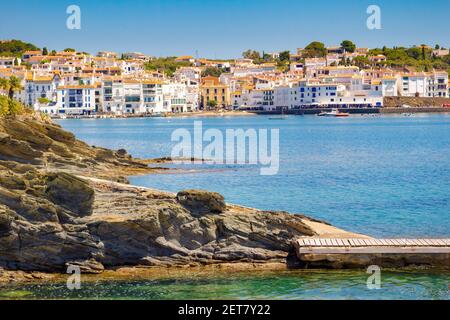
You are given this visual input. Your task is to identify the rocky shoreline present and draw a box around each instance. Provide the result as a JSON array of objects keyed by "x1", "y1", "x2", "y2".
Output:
[
  {"x1": 0, "y1": 113, "x2": 363, "y2": 284},
  {"x1": 1, "y1": 113, "x2": 447, "y2": 286}
]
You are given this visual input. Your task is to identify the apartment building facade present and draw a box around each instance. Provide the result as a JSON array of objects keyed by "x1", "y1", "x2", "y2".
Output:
[
  {"x1": 399, "y1": 72, "x2": 448, "y2": 97},
  {"x1": 200, "y1": 76, "x2": 230, "y2": 109},
  {"x1": 55, "y1": 84, "x2": 96, "y2": 115}
]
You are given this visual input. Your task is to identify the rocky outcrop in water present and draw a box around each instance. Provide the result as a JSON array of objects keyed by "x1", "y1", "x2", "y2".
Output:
[{"x1": 0, "y1": 114, "x2": 328, "y2": 274}]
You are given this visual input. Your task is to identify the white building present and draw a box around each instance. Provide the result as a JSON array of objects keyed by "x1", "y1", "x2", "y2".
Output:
[
  {"x1": 273, "y1": 85, "x2": 291, "y2": 111},
  {"x1": 429, "y1": 72, "x2": 448, "y2": 98},
  {"x1": 233, "y1": 63, "x2": 277, "y2": 77},
  {"x1": 326, "y1": 54, "x2": 341, "y2": 66},
  {"x1": 398, "y1": 72, "x2": 448, "y2": 97},
  {"x1": 290, "y1": 62, "x2": 304, "y2": 72},
  {"x1": 0, "y1": 57, "x2": 17, "y2": 68},
  {"x1": 97, "y1": 51, "x2": 118, "y2": 59},
  {"x1": 120, "y1": 60, "x2": 144, "y2": 75},
  {"x1": 380, "y1": 77, "x2": 398, "y2": 97},
  {"x1": 432, "y1": 49, "x2": 450, "y2": 57},
  {"x1": 292, "y1": 80, "x2": 383, "y2": 108},
  {"x1": 174, "y1": 67, "x2": 201, "y2": 82},
  {"x1": 304, "y1": 58, "x2": 327, "y2": 77},
  {"x1": 24, "y1": 73, "x2": 61, "y2": 106},
  {"x1": 163, "y1": 83, "x2": 189, "y2": 113},
  {"x1": 122, "y1": 52, "x2": 148, "y2": 60},
  {"x1": 318, "y1": 66, "x2": 361, "y2": 77},
  {"x1": 238, "y1": 89, "x2": 265, "y2": 110},
  {"x1": 56, "y1": 84, "x2": 96, "y2": 115}
]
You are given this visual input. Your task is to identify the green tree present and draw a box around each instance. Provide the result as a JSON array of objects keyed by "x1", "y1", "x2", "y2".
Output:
[
  {"x1": 338, "y1": 56, "x2": 347, "y2": 66},
  {"x1": 0, "y1": 96, "x2": 25, "y2": 117},
  {"x1": 303, "y1": 41, "x2": 327, "y2": 58},
  {"x1": 206, "y1": 99, "x2": 218, "y2": 110},
  {"x1": 278, "y1": 50, "x2": 290, "y2": 62},
  {"x1": 42, "y1": 47, "x2": 48, "y2": 55},
  {"x1": 421, "y1": 46, "x2": 427, "y2": 60},
  {"x1": 145, "y1": 57, "x2": 192, "y2": 77},
  {"x1": 352, "y1": 56, "x2": 370, "y2": 68},
  {"x1": 340, "y1": 40, "x2": 356, "y2": 53},
  {"x1": 7, "y1": 76, "x2": 22, "y2": 100},
  {"x1": 406, "y1": 46, "x2": 422, "y2": 60},
  {"x1": 63, "y1": 48, "x2": 76, "y2": 52},
  {"x1": 368, "y1": 45, "x2": 449, "y2": 71},
  {"x1": 0, "y1": 96, "x2": 9, "y2": 116},
  {"x1": 0, "y1": 78, "x2": 11, "y2": 94},
  {"x1": 0, "y1": 40, "x2": 39, "y2": 58},
  {"x1": 432, "y1": 60, "x2": 448, "y2": 70},
  {"x1": 201, "y1": 67, "x2": 223, "y2": 77},
  {"x1": 38, "y1": 97, "x2": 51, "y2": 104},
  {"x1": 8, "y1": 98, "x2": 24, "y2": 115},
  {"x1": 262, "y1": 53, "x2": 273, "y2": 62},
  {"x1": 242, "y1": 50, "x2": 261, "y2": 60}
]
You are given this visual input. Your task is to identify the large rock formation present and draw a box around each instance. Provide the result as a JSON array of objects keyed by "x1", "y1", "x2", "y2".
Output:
[{"x1": 0, "y1": 114, "x2": 325, "y2": 273}]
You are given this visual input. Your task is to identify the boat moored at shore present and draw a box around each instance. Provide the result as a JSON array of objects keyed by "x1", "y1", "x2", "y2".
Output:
[{"x1": 317, "y1": 109, "x2": 350, "y2": 117}]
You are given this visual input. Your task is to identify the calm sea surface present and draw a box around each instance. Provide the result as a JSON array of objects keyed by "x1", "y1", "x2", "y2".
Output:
[
  {"x1": 57, "y1": 114, "x2": 450, "y2": 237},
  {"x1": 13, "y1": 114, "x2": 445, "y2": 300}
]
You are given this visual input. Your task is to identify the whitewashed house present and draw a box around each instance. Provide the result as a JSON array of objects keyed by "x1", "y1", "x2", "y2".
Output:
[
  {"x1": 25, "y1": 73, "x2": 61, "y2": 107},
  {"x1": 163, "y1": 83, "x2": 188, "y2": 113},
  {"x1": 56, "y1": 84, "x2": 96, "y2": 115},
  {"x1": 398, "y1": 73, "x2": 431, "y2": 97}
]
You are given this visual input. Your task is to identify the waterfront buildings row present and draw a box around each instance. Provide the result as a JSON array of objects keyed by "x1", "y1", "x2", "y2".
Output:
[{"x1": 0, "y1": 48, "x2": 449, "y2": 116}]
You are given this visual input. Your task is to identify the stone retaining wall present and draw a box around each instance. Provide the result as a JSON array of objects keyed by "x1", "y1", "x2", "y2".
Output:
[{"x1": 384, "y1": 96, "x2": 450, "y2": 108}]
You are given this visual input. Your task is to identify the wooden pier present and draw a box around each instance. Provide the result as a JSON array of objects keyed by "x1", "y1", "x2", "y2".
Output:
[{"x1": 295, "y1": 238, "x2": 450, "y2": 255}]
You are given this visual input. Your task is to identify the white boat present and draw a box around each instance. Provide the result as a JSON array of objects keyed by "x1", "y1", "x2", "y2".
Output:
[{"x1": 317, "y1": 109, "x2": 349, "y2": 117}]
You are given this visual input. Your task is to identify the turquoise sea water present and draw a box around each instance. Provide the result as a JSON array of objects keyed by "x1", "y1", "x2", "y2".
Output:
[
  {"x1": 1, "y1": 270, "x2": 449, "y2": 300},
  {"x1": 36, "y1": 114, "x2": 450, "y2": 300},
  {"x1": 57, "y1": 114, "x2": 450, "y2": 237}
]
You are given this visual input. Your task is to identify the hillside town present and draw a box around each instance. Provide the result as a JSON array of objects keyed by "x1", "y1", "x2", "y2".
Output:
[{"x1": 0, "y1": 40, "x2": 449, "y2": 117}]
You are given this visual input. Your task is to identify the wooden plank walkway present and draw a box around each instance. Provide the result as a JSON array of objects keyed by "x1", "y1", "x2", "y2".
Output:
[{"x1": 296, "y1": 238, "x2": 450, "y2": 254}]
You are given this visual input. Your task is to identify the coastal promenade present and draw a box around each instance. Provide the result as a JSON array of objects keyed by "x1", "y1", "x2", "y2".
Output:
[
  {"x1": 250, "y1": 106, "x2": 450, "y2": 115},
  {"x1": 53, "y1": 107, "x2": 450, "y2": 119}
]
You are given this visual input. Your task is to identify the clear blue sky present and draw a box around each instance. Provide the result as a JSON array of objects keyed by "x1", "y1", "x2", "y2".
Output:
[{"x1": 1, "y1": 0, "x2": 449, "y2": 58}]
